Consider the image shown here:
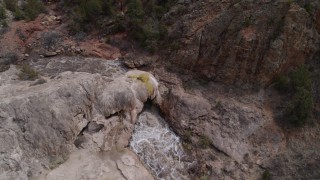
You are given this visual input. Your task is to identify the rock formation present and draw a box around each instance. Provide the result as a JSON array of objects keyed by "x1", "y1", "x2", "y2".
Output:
[
  {"x1": 0, "y1": 0, "x2": 320, "y2": 179},
  {"x1": 163, "y1": 0, "x2": 320, "y2": 88},
  {"x1": 157, "y1": 70, "x2": 320, "y2": 179},
  {"x1": 0, "y1": 59, "x2": 160, "y2": 179}
]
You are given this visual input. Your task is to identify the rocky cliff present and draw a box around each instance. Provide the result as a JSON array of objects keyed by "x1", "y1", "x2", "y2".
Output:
[
  {"x1": 156, "y1": 69, "x2": 320, "y2": 179},
  {"x1": 163, "y1": 0, "x2": 320, "y2": 88}
]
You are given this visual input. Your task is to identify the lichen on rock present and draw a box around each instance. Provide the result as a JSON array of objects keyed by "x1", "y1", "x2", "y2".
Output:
[
  {"x1": 128, "y1": 73, "x2": 154, "y2": 95},
  {"x1": 126, "y1": 70, "x2": 162, "y2": 105}
]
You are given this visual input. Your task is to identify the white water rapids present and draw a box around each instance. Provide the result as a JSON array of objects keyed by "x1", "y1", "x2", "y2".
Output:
[{"x1": 130, "y1": 108, "x2": 191, "y2": 180}]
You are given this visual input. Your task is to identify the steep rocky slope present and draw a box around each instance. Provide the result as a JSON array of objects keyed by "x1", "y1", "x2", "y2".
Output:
[
  {"x1": 162, "y1": 0, "x2": 320, "y2": 88},
  {"x1": 156, "y1": 70, "x2": 320, "y2": 179}
]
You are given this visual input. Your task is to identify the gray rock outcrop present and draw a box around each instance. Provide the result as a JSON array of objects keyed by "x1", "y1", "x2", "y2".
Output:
[
  {"x1": 37, "y1": 149, "x2": 154, "y2": 180},
  {"x1": 0, "y1": 64, "x2": 159, "y2": 179}
]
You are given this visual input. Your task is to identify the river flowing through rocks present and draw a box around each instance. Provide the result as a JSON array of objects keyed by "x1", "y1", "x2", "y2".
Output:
[{"x1": 130, "y1": 106, "x2": 192, "y2": 180}]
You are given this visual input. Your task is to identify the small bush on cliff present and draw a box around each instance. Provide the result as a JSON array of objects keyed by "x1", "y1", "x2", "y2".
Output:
[
  {"x1": 274, "y1": 75, "x2": 290, "y2": 93},
  {"x1": 3, "y1": 52, "x2": 18, "y2": 65},
  {"x1": 67, "y1": 0, "x2": 104, "y2": 33},
  {"x1": 18, "y1": 64, "x2": 38, "y2": 81},
  {"x1": 198, "y1": 135, "x2": 212, "y2": 149},
  {"x1": 183, "y1": 130, "x2": 192, "y2": 143},
  {"x1": 42, "y1": 31, "x2": 60, "y2": 49},
  {"x1": 275, "y1": 65, "x2": 313, "y2": 126},
  {"x1": 24, "y1": 0, "x2": 45, "y2": 21},
  {"x1": 3, "y1": 0, "x2": 18, "y2": 12},
  {"x1": 63, "y1": 0, "x2": 174, "y2": 48},
  {"x1": 3, "y1": 0, "x2": 23, "y2": 20},
  {"x1": 287, "y1": 65, "x2": 313, "y2": 126},
  {"x1": 304, "y1": 3, "x2": 313, "y2": 15},
  {"x1": 0, "y1": 6, "x2": 6, "y2": 20},
  {"x1": 126, "y1": 0, "x2": 172, "y2": 50},
  {"x1": 127, "y1": 0, "x2": 147, "y2": 45},
  {"x1": 262, "y1": 170, "x2": 271, "y2": 180},
  {"x1": 127, "y1": 0, "x2": 144, "y2": 22},
  {"x1": 0, "y1": 5, "x2": 7, "y2": 27},
  {"x1": 169, "y1": 41, "x2": 180, "y2": 51},
  {"x1": 286, "y1": 0, "x2": 293, "y2": 5},
  {"x1": 291, "y1": 65, "x2": 312, "y2": 91},
  {"x1": 13, "y1": 9, "x2": 24, "y2": 20},
  {"x1": 4, "y1": 0, "x2": 44, "y2": 20},
  {"x1": 78, "y1": 0, "x2": 102, "y2": 22}
]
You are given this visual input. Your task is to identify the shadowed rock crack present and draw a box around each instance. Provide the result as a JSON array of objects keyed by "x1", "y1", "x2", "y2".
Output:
[{"x1": 116, "y1": 162, "x2": 129, "y2": 180}]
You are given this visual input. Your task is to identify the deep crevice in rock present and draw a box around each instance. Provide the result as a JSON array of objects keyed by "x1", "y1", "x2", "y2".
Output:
[
  {"x1": 73, "y1": 120, "x2": 105, "y2": 149},
  {"x1": 87, "y1": 121, "x2": 104, "y2": 133},
  {"x1": 74, "y1": 121, "x2": 90, "y2": 148}
]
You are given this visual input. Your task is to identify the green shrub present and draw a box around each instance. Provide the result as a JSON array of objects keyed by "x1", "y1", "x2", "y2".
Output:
[
  {"x1": 78, "y1": 0, "x2": 102, "y2": 21},
  {"x1": 42, "y1": 31, "x2": 60, "y2": 48},
  {"x1": 4, "y1": 0, "x2": 24, "y2": 20},
  {"x1": 262, "y1": 170, "x2": 271, "y2": 180},
  {"x1": 287, "y1": 86, "x2": 313, "y2": 126},
  {"x1": 13, "y1": 8, "x2": 25, "y2": 20},
  {"x1": 4, "y1": 0, "x2": 18, "y2": 12},
  {"x1": 214, "y1": 100, "x2": 223, "y2": 110},
  {"x1": 3, "y1": 52, "x2": 18, "y2": 65},
  {"x1": 130, "y1": 25, "x2": 161, "y2": 48},
  {"x1": 4, "y1": 0, "x2": 44, "y2": 20},
  {"x1": 183, "y1": 130, "x2": 192, "y2": 142},
  {"x1": 63, "y1": 0, "x2": 175, "y2": 48},
  {"x1": 101, "y1": 0, "x2": 115, "y2": 16},
  {"x1": 275, "y1": 65, "x2": 313, "y2": 126},
  {"x1": 130, "y1": 26, "x2": 146, "y2": 44},
  {"x1": 68, "y1": 0, "x2": 103, "y2": 32},
  {"x1": 24, "y1": 0, "x2": 45, "y2": 20},
  {"x1": 291, "y1": 65, "x2": 312, "y2": 91},
  {"x1": 304, "y1": 3, "x2": 312, "y2": 14},
  {"x1": 126, "y1": 0, "x2": 173, "y2": 48},
  {"x1": 127, "y1": 0, "x2": 144, "y2": 21},
  {"x1": 112, "y1": 20, "x2": 126, "y2": 33},
  {"x1": 289, "y1": 65, "x2": 313, "y2": 125},
  {"x1": 169, "y1": 42, "x2": 180, "y2": 51},
  {"x1": 274, "y1": 75, "x2": 290, "y2": 93},
  {"x1": 198, "y1": 135, "x2": 212, "y2": 149},
  {"x1": 267, "y1": 17, "x2": 275, "y2": 26},
  {"x1": 145, "y1": 0, "x2": 171, "y2": 18},
  {"x1": 182, "y1": 142, "x2": 192, "y2": 151},
  {"x1": 18, "y1": 64, "x2": 39, "y2": 81},
  {"x1": 159, "y1": 23, "x2": 168, "y2": 39},
  {"x1": 0, "y1": 6, "x2": 6, "y2": 20},
  {"x1": 0, "y1": 5, "x2": 7, "y2": 27},
  {"x1": 244, "y1": 15, "x2": 254, "y2": 27},
  {"x1": 1, "y1": 21, "x2": 8, "y2": 27},
  {"x1": 286, "y1": 0, "x2": 294, "y2": 5},
  {"x1": 127, "y1": 0, "x2": 145, "y2": 44},
  {"x1": 15, "y1": 28, "x2": 27, "y2": 40}
]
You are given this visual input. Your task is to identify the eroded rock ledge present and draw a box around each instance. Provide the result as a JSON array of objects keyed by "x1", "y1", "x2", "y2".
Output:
[{"x1": 0, "y1": 65, "x2": 159, "y2": 179}]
